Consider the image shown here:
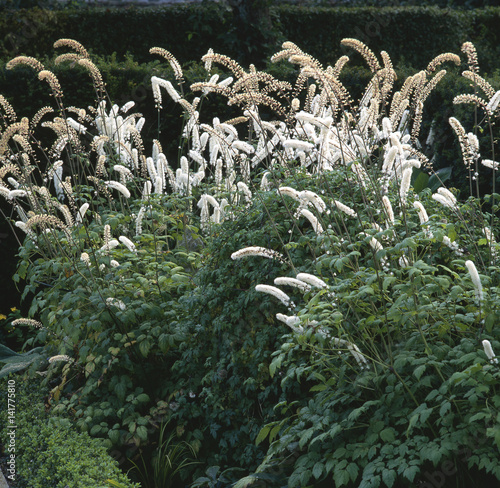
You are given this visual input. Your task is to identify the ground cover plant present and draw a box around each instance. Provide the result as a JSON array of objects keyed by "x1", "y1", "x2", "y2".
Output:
[{"x1": 0, "y1": 34, "x2": 499, "y2": 488}]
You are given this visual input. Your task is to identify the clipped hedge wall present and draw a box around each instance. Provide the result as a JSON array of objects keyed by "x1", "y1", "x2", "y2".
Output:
[
  {"x1": 276, "y1": 6, "x2": 471, "y2": 68},
  {"x1": 0, "y1": 3, "x2": 235, "y2": 64},
  {"x1": 0, "y1": 375, "x2": 137, "y2": 488},
  {"x1": 1, "y1": 5, "x2": 500, "y2": 69}
]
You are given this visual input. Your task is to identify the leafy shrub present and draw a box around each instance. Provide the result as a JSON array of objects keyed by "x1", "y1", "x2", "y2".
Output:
[
  {"x1": 1, "y1": 31, "x2": 500, "y2": 488},
  {"x1": 0, "y1": 375, "x2": 138, "y2": 488}
]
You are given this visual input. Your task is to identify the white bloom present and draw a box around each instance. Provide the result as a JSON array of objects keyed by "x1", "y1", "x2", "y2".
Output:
[
  {"x1": 106, "y1": 297, "x2": 126, "y2": 310},
  {"x1": 276, "y1": 313, "x2": 304, "y2": 333},
  {"x1": 274, "y1": 277, "x2": 312, "y2": 293},
  {"x1": 99, "y1": 239, "x2": 120, "y2": 253},
  {"x1": 299, "y1": 190, "x2": 326, "y2": 213},
  {"x1": 189, "y1": 149, "x2": 206, "y2": 166},
  {"x1": 332, "y1": 337, "x2": 369, "y2": 369},
  {"x1": 121, "y1": 101, "x2": 135, "y2": 113},
  {"x1": 467, "y1": 133, "x2": 480, "y2": 158},
  {"x1": 437, "y1": 187, "x2": 457, "y2": 206},
  {"x1": 218, "y1": 76, "x2": 233, "y2": 88},
  {"x1": 232, "y1": 140, "x2": 255, "y2": 154},
  {"x1": 481, "y1": 159, "x2": 499, "y2": 170},
  {"x1": 399, "y1": 255, "x2": 411, "y2": 267},
  {"x1": 204, "y1": 48, "x2": 214, "y2": 71},
  {"x1": 260, "y1": 172, "x2": 271, "y2": 191},
  {"x1": 334, "y1": 200, "x2": 357, "y2": 218},
  {"x1": 66, "y1": 117, "x2": 86, "y2": 134},
  {"x1": 80, "y1": 252, "x2": 90, "y2": 266},
  {"x1": 14, "y1": 221, "x2": 28, "y2": 234},
  {"x1": 278, "y1": 186, "x2": 301, "y2": 201},
  {"x1": 105, "y1": 181, "x2": 131, "y2": 199},
  {"x1": 237, "y1": 181, "x2": 252, "y2": 203},
  {"x1": 465, "y1": 260, "x2": 483, "y2": 302},
  {"x1": 255, "y1": 284, "x2": 292, "y2": 307},
  {"x1": 482, "y1": 340, "x2": 498, "y2": 364},
  {"x1": 142, "y1": 181, "x2": 152, "y2": 199},
  {"x1": 119, "y1": 235, "x2": 137, "y2": 254},
  {"x1": 75, "y1": 203, "x2": 89, "y2": 225},
  {"x1": 113, "y1": 164, "x2": 133, "y2": 181},
  {"x1": 413, "y1": 201, "x2": 429, "y2": 224},
  {"x1": 151, "y1": 76, "x2": 181, "y2": 106},
  {"x1": 382, "y1": 196, "x2": 394, "y2": 224},
  {"x1": 362, "y1": 233, "x2": 383, "y2": 253},
  {"x1": 296, "y1": 273, "x2": 327, "y2": 289},
  {"x1": 300, "y1": 208, "x2": 323, "y2": 234},
  {"x1": 382, "y1": 146, "x2": 398, "y2": 173},
  {"x1": 7, "y1": 177, "x2": 19, "y2": 189},
  {"x1": 432, "y1": 193, "x2": 456, "y2": 210},
  {"x1": 283, "y1": 139, "x2": 315, "y2": 151},
  {"x1": 486, "y1": 90, "x2": 500, "y2": 113},
  {"x1": 0, "y1": 185, "x2": 10, "y2": 199},
  {"x1": 382, "y1": 117, "x2": 392, "y2": 138},
  {"x1": 443, "y1": 236, "x2": 463, "y2": 255},
  {"x1": 135, "y1": 206, "x2": 147, "y2": 236},
  {"x1": 48, "y1": 355, "x2": 74, "y2": 364},
  {"x1": 231, "y1": 246, "x2": 285, "y2": 263},
  {"x1": 8, "y1": 190, "x2": 27, "y2": 200},
  {"x1": 399, "y1": 167, "x2": 413, "y2": 205},
  {"x1": 110, "y1": 260, "x2": 120, "y2": 267}
]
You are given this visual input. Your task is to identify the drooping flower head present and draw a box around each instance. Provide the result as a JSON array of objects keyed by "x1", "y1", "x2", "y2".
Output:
[
  {"x1": 465, "y1": 260, "x2": 483, "y2": 303},
  {"x1": 482, "y1": 340, "x2": 498, "y2": 364}
]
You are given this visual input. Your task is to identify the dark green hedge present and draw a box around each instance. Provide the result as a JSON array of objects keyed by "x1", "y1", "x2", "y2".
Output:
[
  {"x1": 276, "y1": 5, "x2": 500, "y2": 72},
  {"x1": 0, "y1": 3, "x2": 236, "y2": 64},
  {"x1": 0, "y1": 375, "x2": 137, "y2": 488},
  {"x1": 1, "y1": 5, "x2": 500, "y2": 69}
]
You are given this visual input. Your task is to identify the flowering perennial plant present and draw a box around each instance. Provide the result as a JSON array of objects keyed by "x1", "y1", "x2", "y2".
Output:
[{"x1": 1, "y1": 36, "x2": 500, "y2": 488}]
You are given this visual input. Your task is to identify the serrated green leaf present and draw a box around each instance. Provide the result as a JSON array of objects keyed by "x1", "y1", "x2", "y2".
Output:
[
  {"x1": 312, "y1": 462, "x2": 324, "y2": 480},
  {"x1": 269, "y1": 355, "x2": 282, "y2": 377},
  {"x1": 299, "y1": 428, "x2": 314, "y2": 449},
  {"x1": 406, "y1": 414, "x2": 418, "y2": 437},
  {"x1": 383, "y1": 276, "x2": 397, "y2": 291},
  {"x1": 380, "y1": 427, "x2": 396, "y2": 443},
  {"x1": 136, "y1": 393, "x2": 150, "y2": 403},
  {"x1": 439, "y1": 401, "x2": 451, "y2": 417},
  {"x1": 333, "y1": 468, "x2": 350, "y2": 487},
  {"x1": 108, "y1": 429, "x2": 120, "y2": 444},
  {"x1": 325, "y1": 457, "x2": 336, "y2": 474},
  {"x1": 114, "y1": 382, "x2": 126, "y2": 401},
  {"x1": 403, "y1": 465, "x2": 418, "y2": 482},
  {"x1": 255, "y1": 425, "x2": 271, "y2": 446},
  {"x1": 382, "y1": 469, "x2": 397, "y2": 487},
  {"x1": 269, "y1": 423, "x2": 281, "y2": 443},
  {"x1": 346, "y1": 462, "x2": 359, "y2": 481},
  {"x1": 136, "y1": 425, "x2": 148, "y2": 441},
  {"x1": 139, "y1": 339, "x2": 151, "y2": 357},
  {"x1": 413, "y1": 364, "x2": 426, "y2": 380}
]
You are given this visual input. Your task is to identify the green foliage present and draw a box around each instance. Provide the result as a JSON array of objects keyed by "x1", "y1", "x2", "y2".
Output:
[
  {"x1": 129, "y1": 421, "x2": 198, "y2": 488},
  {"x1": 17, "y1": 196, "x2": 203, "y2": 452},
  {"x1": 0, "y1": 5, "x2": 499, "y2": 70},
  {"x1": 235, "y1": 169, "x2": 500, "y2": 487},
  {"x1": 0, "y1": 375, "x2": 137, "y2": 488},
  {"x1": 1, "y1": 29, "x2": 500, "y2": 488}
]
